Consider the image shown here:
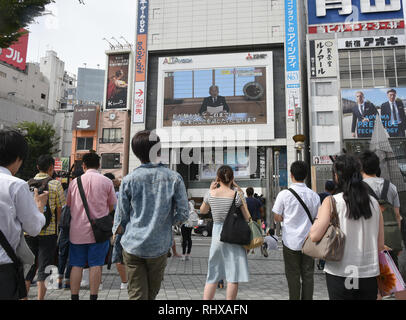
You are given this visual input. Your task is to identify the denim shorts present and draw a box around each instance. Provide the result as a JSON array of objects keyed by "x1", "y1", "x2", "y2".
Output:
[{"x1": 69, "y1": 241, "x2": 110, "y2": 268}]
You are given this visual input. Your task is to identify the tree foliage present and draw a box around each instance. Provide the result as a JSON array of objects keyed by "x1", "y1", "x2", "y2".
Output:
[
  {"x1": 15, "y1": 121, "x2": 60, "y2": 180},
  {"x1": 0, "y1": 0, "x2": 54, "y2": 48}
]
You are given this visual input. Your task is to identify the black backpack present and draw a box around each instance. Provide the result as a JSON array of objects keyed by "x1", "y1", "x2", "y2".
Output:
[
  {"x1": 365, "y1": 180, "x2": 403, "y2": 252},
  {"x1": 27, "y1": 177, "x2": 55, "y2": 232}
]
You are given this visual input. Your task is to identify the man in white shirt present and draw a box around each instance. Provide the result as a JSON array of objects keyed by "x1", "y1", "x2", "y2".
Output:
[
  {"x1": 0, "y1": 130, "x2": 48, "y2": 300},
  {"x1": 273, "y1": 161, "x2": 320, "y2": 300}
]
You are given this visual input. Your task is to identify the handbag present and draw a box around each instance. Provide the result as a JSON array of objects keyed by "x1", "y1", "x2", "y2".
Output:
[
  {"x1": 0, "y1": 229, "x2": 28, "y2": 299},
  {"x1": 377, "y1": 250, "x2": 406, "y2": 296},
  {"x1": 77, "y1": 176, "x2": 113, "y2": 243},
  {"x1": 16, "y1": 231, "x2": 35, "y2": 265},
  {"x1": 301, "y1": 194, "x2": 346, "y2": 261},
  {"x1": 243, "y1": 220, "x2": 264, "y2": 250},
  {"x1": 220, "y1": 192, "x2": 251, "y2": 246},
  {"x1": 59, "y1": 205, "x2": 71, "y2": 231}
]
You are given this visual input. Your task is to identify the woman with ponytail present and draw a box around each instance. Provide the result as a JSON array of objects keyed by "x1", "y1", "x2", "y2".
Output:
[
  {"x1": 309, "y1": 154, "x2": 385, "y2": 300},
  {"x1": 200, "y1": 165, "x2": 251, "y2": 300}
]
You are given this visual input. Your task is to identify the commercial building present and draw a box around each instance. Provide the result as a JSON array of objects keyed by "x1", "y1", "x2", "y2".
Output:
[
  {"x1": 129, "y1": 0, "x2": 310, "y2": 222},
  {"x1": 97, "y1": 48, "x2": 133, "y2": 180},
  {"x1": 0, "y1": 33, "x2": 54, "y2": 129},
  {"x1": 306, "y1": 0, "x2": 406, "y2": 211}
]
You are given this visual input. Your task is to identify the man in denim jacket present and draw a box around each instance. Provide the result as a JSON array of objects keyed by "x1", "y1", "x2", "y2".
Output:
[{"x1": 113, "y1": 130, "x2": 189, "y2": 300}]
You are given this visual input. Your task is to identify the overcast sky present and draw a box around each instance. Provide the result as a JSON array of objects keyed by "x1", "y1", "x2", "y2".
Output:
[
  {"x1": 26, "y1": 0, "x2": 137, "y2": 75},
  {"x1": 26, "y1": 0, "x2": 406, "y2": 76}
]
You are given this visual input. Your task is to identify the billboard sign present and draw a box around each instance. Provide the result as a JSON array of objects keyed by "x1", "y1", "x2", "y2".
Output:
[
  {"x1": 0, "y1": 30, "x2": 29, "y2": 71},
  {"x1": 133, "y1": 0, "x2": 149, "y2": 123},
  {"x1": 342, "y1": 88, "x2": 406, "y2": 139},
  {"x1": 72, "y1": 106, "x2": 98, "y2": 131},
  {"x1": 337, "y1": 35, "x2": 405, "y2": 49},
  {"x1": 309, "y1": 39, "x2": 338, "y2": 78},
  {"x1": 307, "y1": 0, "x2": 404, "y2": 33},
  {"x1": 106, "y1": 53, "x2": 129, "y2": 109}
]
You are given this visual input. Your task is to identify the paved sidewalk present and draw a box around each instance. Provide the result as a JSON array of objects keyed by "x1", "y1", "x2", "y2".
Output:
[{"x1": 27, "y1": 235, "x2": 329, "y2": 300}]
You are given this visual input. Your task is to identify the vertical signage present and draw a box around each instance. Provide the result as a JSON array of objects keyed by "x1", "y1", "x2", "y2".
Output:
[
  {"x1": 309, "y1": 39, "x2": 338, "y2": 78},
  {"x1": 285, "y1": 0, "x2": 301, "y2": 120},
  {"x1": 134, "y1": 0, "x2": 149, "y2": 123}
]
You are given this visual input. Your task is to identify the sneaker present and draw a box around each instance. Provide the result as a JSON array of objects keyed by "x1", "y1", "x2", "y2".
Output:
[
  {"x1": 63, "y1": 282, "x2": 70, "y2": 290},
  {"x1": 181, "y1": 255, "x2": 186, "y2": 261},
  {"x1": 261, "y1": 244, "x2": 268, "y2": 258},
  {"x1": 120, "y1": 282, "x2": 128, "y2": 290}
]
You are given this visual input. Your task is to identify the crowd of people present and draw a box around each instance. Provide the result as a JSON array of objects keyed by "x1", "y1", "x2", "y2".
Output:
[{"x1": 0, "y1": 128, "x2": 404, "y2": 301}]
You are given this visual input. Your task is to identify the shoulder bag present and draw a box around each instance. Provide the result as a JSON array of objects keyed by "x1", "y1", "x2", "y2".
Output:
[
  {"x1": 0, "y1": 229, "x2": 28, "y2": 299},
  {"x1": 77, "y1": 176, "x2": 113, "y2": 243},
  {"x1": 220, "y1": 192, "x2": 251, "y2": 246},
  {"x1": 300, "y1": 194, "x2": 346, "y2": 261}
]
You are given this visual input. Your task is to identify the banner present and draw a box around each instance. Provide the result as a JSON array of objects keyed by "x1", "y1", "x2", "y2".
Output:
[
  {"x1": 309, "y1": 39, "x2": 338, "y2": 78},
  {"x1": 342, "y1": 88, "x2": 406, "y2": 139},
  {"x1": 133, "y1": 0, "x2": 149, "y2": 123},
  {"x1": 106, "y1": 53, "x2": 129, "y2": 109},
  {"x1": 0, "y1": 30, "x2": 29, "y2": 71}
]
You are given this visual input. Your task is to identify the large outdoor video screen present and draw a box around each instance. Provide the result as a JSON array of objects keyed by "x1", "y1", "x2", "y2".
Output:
[
  {"x1": 342, "y1": 87, "x2": 406, "y2": 139},
  {"x1": 158, "y1": 52, "x2": 273, "y2": 128}
]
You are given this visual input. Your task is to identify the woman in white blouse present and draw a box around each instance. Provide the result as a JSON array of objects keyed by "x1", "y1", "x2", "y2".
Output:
[{"x1": 309, "y1": 154, "x2": 385, "y2": 300}]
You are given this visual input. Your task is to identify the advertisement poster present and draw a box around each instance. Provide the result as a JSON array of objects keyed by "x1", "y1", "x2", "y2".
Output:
[
  {"x1": 163, "y1": 67, "x2": 267, "y2": 127},
  {"x1": 0, "y1": 30, "x2": 29, "y2": 71},
  {"x1": 106, "y1": 53, "x2": 129, "y2": 109},
  {"x1": 342, "y1": 88, "x2": 406, "y2": 139}
]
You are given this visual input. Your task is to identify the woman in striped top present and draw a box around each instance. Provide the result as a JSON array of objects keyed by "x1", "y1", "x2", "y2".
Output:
[{"x1": 200, "y1": 165, "x2": 251, "y2": 300}]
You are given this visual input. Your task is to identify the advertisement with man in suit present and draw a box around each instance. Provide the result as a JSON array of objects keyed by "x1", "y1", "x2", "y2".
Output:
[
  {"x1": 199, "y1": 85, "x2": 230, "y2": 115},
  {"x1": 351, "y1": 91, "x2": 378, "y2": 138},
  {"x1": 381, "y1": 89, "x2": 406, "y2": 137}
]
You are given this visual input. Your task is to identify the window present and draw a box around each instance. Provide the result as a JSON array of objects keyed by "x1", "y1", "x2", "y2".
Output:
[
  {"x1": 317, "y1": 111, "x2": 335, "y2": 126},
  {"x1": 339, "y1": 47, "x2": 406, "y2": 88},
  {"x1": 76, "y1": 137, "x2": 93, "y2": 151},
  {"x1": 101, "y1": 153, "x2": 121, "y2": 169},
  {"x1": 315, "y1": 82, "x2": 333, "y2": 96},
  {"x1": 101, "y1": 128, "x2": 122, "y2": 143},
  {"x1": 41, "y1": 93, "x2": 46, "y2": 100},
  {"x1": 318, "y1": 142, "x2": 335, "y2": 156},
  {"x1": 172, "y1": 67, "x2": 258, "y2": 99}
]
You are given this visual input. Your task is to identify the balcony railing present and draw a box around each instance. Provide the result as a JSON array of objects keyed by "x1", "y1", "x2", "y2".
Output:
[{"x1": 99, "y1": 137, "x2": 124, "y2": 144}]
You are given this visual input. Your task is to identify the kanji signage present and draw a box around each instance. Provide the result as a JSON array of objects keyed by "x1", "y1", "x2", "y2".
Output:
[
  {"x1": 307, "y1": 0, "x2": 404, "y2": 34},
  {"x1": 338, "y1": 35, "x2": 405, "y2": 49},
  {"x1": 310, "y1": 40, "x2": 338, "y2": 78},
  {"x1": 134, "y1": 0, "x2": 149, "y2": 123}
]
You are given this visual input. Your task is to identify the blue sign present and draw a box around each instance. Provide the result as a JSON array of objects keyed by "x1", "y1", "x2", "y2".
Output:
[
  {"x1": 308, "y1": 0, "x2": 404, "y2": 26},
  {"x1": 285, "y1": 0, "x2": 299, "y2": 72},
  {"x1": 137, "y1": 0, "x2": 149, "y2": 35}
]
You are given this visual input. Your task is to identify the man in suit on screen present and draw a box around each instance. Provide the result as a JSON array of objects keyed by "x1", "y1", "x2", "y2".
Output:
[
  {"x1": 351, "y1": 91, "x2": 378, "y2": 138},
  {"x1": 380, "y1": 89, "x2": 406, "y2": 137},
  {"x1": 199, "y1": 85, "x2": 230, "y2": 115}
]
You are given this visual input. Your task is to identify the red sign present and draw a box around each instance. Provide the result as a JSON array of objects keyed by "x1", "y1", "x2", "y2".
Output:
[
  {"x1": 308, "y1": 20, "x2": 404, "y2": 34},
  {"x1": 0, "y1": 30, "x2": 29, "y2": 71},
  {"x1": 54, "y1": 160, "x2": 62, "y2": 171}
]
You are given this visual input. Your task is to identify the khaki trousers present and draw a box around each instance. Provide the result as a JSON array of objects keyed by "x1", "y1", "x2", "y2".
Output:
[{"x1": 122, "y1": 250, "x2": 167, "y2": 300}]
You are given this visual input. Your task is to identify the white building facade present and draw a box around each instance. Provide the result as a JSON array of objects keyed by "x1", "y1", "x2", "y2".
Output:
[{"x1": 128, "y1": 0, "x2": 309, "y2": 221}]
